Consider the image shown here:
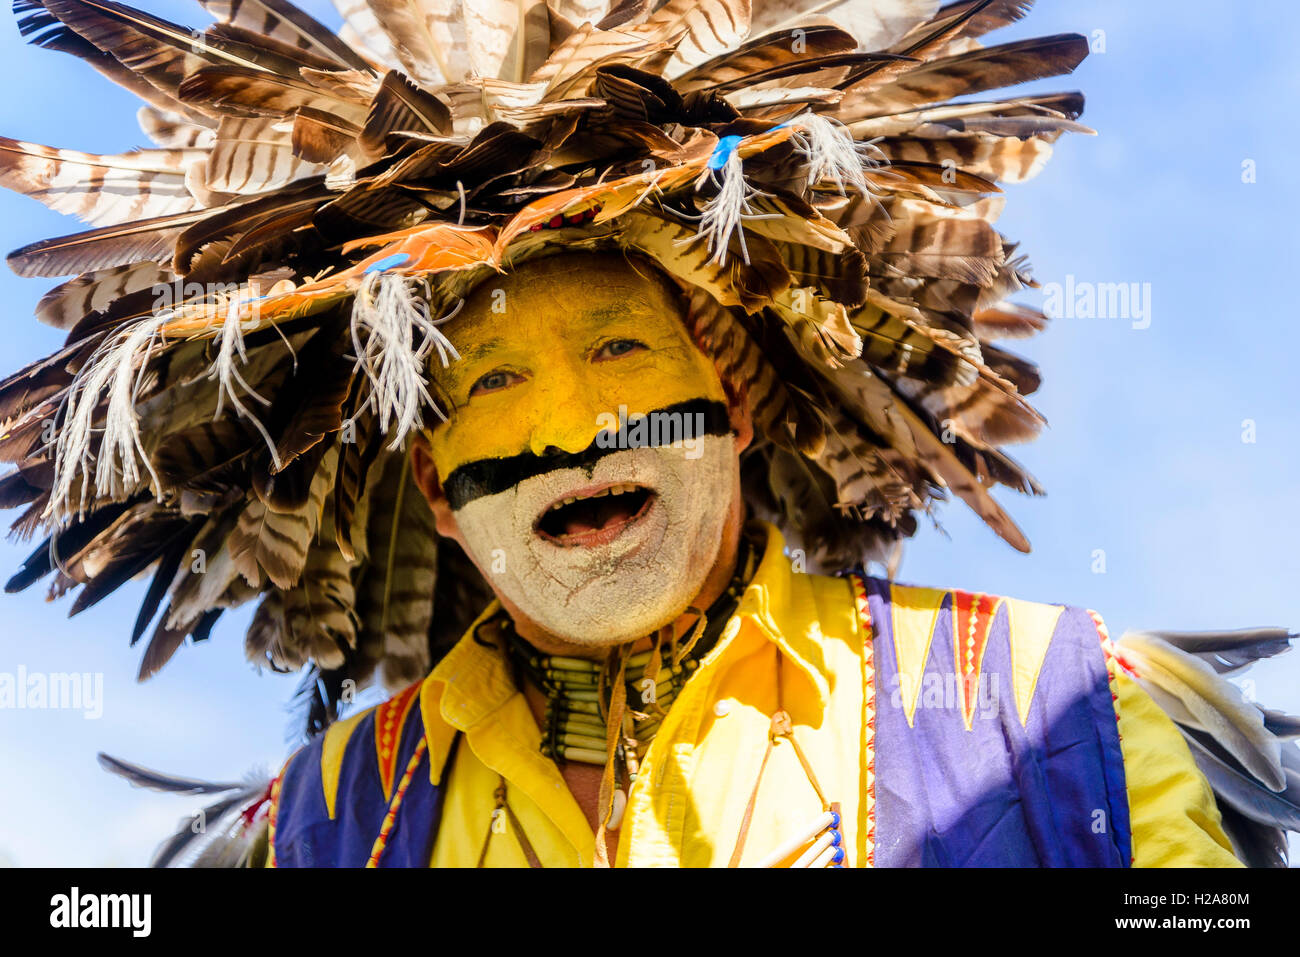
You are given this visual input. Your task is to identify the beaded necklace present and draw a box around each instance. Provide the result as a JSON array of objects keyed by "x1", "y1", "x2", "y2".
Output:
[{"x1": 505, "y1": 532, "x2": 759, "y2": 780}]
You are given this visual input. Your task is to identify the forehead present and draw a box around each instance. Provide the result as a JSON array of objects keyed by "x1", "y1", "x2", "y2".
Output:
[{"x1": 447, "y1": 252, "x2": 687, "y2": 348}]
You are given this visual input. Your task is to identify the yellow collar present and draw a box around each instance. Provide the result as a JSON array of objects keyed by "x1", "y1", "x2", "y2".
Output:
[{"x1": 728, "y1": 521, "x2": 833, "y2": 709}]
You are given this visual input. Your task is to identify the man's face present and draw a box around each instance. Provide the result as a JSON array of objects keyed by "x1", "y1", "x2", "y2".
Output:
[{"x1": 415, "y1": 252, "x2": 745, "y2": 647}]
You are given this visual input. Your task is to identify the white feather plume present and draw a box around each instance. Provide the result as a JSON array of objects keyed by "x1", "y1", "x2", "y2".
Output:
[
  {"x1": 207, "y1": 298, "x2": 281, "y2": 472},
  {"x1": 692, "y1": 146, "x2": 775, "y2": 266},
  {"x1": 46, "y1": 312, "x2": 173, "y2": 524},
  {"x1": 789, "y1": 112, "x2": 884, "y2": 197},
  {"x1": 350, "y1": 270, "x2": 460, "y2": 450}
]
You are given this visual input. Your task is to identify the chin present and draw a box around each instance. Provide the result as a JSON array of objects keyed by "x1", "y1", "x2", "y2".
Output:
[{"x1": 453, "y1": 439, "x2": 735, "y2": 646}]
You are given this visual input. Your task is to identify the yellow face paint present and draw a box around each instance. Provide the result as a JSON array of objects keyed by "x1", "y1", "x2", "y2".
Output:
[
  {"x1": 425, "y1": 252, "x2": 726, "y2": 482},
  {"x1": 422, "y1": 252, "x2": 740, "y2": 647}
]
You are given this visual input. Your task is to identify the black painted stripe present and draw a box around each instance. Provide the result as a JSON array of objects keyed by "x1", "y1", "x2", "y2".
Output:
[{"x1": 442, "y1": 398, "x2": 732, "y2": 511}]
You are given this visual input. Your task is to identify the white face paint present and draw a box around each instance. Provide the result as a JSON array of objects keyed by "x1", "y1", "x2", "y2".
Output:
[{"x1": 451, "y1": 436, "x2": 736, "y2": 647}]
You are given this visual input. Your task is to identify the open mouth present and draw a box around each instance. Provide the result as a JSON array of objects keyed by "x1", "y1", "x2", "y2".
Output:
[{"x1": 535, "y1": 483, "x2": 656, "y2": 547}]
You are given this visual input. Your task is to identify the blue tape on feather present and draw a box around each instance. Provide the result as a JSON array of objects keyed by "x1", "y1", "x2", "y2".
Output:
[
  {"x1": 708, "y1": 135, "x2": 743, "y2": 171},
  {"x1": 364, "y1": 252, "x2": 410, "y2": 274}
]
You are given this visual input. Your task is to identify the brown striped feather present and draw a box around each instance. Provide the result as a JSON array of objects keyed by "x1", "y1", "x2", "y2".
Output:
[
  {"x1": 198, "y1": 0, "x2": 375, "y2": 71},
  {"x1": 203, "y1": 116, "x2": 320, "y2": 195},
  {"x1": 24, "y1": 0, "x2": 288, "y2": 112},
  {"x1": 674, "y1": 23, "x2": 857, "y2": 91},
  {"x1": 229, "y1": 445, "x2": 336, "y2": 588},
  {"x1": 333, "y1": 0, "x2": 402, "y2": 69},
  {"x1": 177, "y1": 66, "x2": 372, "y2": 125},
  {"x1": 843, "y1": 33, "x2": 1090, "y2": 119},
  {"x1": 7, "y1": 207, "x2": 217, "y2": 278},
  {"x1": 747, "y1": 0, "x2": 938, "y2": 51},
  {"x1": 34, "y1": 262, "x2": 171, "y2": 330},
  {"x1": 137, "y1": 108, "x2": 217, "y2": 150},
  {"x1": 973, "y1": 301, "x2": 1046, "y2": 339},
  {"x1": 0, "y1": 138, "x2": 202, "y2": 226},
  {"x1": 359, "y1": 70, "x2": 453, "y2": 157},
  {"x1": 355, "y1": 452, "x2": 437, "y2": 692},
  {"x1": 632, "y1": 0, "x2": 751, "y2": 75},
  {"x1": 361, "y1": 0, "x2": 473, "y2": 87}
]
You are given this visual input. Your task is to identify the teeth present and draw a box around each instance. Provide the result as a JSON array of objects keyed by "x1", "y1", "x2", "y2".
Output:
[{"x1": 548, "y1": 484, "x2": 642, "y2": 512}]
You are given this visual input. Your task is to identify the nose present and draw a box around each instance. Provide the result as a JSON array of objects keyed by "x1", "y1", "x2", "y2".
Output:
[
  {"x1": 525, "y1": 365, "x2": 607, "y2": 458},
  {"x1": 527, "y1": 408, "x2": 604, "y2": 458}
]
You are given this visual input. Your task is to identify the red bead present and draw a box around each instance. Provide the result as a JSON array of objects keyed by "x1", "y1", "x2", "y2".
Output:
[
  {"x1": 548, "y1": 215, "x2": 564, "y2": 228},
  {"x1": 530, "y1": 223, "x2": 543, "y2": 232},
  {"x1": 566, "y1": 213, "x2": 584, "y2": 225}
]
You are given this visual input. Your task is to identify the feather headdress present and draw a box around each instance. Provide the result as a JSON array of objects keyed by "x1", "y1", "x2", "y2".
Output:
[{"x1": 0, "y1": 0, "x2": 1095, "y2": 728}]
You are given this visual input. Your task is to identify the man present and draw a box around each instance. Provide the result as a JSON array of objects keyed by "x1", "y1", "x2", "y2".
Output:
[
  {"x1": 0, "y1": 0, "x2": 1293, "y2": 867},
  {"x1": 265, "y1": 251, "x2": 1245, "y2": 867}
]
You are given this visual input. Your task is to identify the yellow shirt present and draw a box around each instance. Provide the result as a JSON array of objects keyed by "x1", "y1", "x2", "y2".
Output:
[{"x1": 413, "y1": 523, "x2": 1240, "y2": 867}]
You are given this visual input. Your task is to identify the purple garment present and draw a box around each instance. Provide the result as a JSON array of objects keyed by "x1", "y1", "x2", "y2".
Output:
[
  {"x1": 274, "y1": 701, "x2": 456, "y2": 867},
  {"x1": 865, "y1": 577, "x2": 1132, "y2": 867}
]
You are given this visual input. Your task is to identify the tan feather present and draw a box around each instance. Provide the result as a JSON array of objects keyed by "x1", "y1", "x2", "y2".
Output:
[
  {"x1": 681, "y1": 283, "x2": 819, "y2": 454},
  {"x1": 844, "y1": 33, "x2": 1090, "y2": 118},
  {"x1": 197, "y1": 0, "x2": 374, "y2": 71},
  {"x1": 177, "y1": 67, "x2": 371, "y2": 125},
  {"x1": 815, "y1": 405, "x2": 925, "y2": 518},
  {"x1": 462, "y1": 0, "x2": 551, "y2": 83},
  {"x1": 161, "y1": 513, "x2": 243, "y2": 632},
  {"x1": 620, "y1": 210, "x2": 793, "y2": 314},
  {"x1": 18, "y1": 3, "x2": 215, "y2": 124},
  {"x1": 355, "y1": 452, "x2": 437, "y2": 692},
  {"x1": 1117, "y1": 631, "x2": 1286, "y2": 793},
  {"x1": 248, "y1": 500, "x2": 359, "y2": 672},
  {"x1": 292, "y1": 108, "x2": 362, "y2": 165},
  {"x1": 747, "y1": 0, "x2": 939, "y2": 52},
  {"x1": 675, "y1": 23, "x2": 857, "y2": 91},
  {"x1": 550, "y1": 0, "x2": 612, "y2": 25},
  {"x1": 35, "y1": 262, "x2": 171, "y2": 330},
  {"x1": 881, "y1": 132, "x2": 1055, "y2": 183},
  {"x1": 228, "y1": 446, "x2": 336, "y2": 589},
  {"x1": 360, "y1": 0, "x2": 473, "y2": 87},
  {"x1": 138, "y1": 107, "x2": 217, "y2": 150},
  {"x1": 204, "y1": 116, "x2": 322, "y2": 194},
  {"x1": 527, "y1": 22, "x2": 658, "y2": 94},
  {"x1": 26, "y1": 0, "x2": 283, "y2": 114},
  {"x1": 0, "y1": 137, "x2": 203, "y2": 226},
  {"x1": 332, "y1": 0, "x2": 403, "y2": 69},
  {"x1": 806, "y1": 350, "x2": 1030, "y2": 551},
  {"x1": 632, "y1": 0, "x2": 752, "y2": 76},
  {"x1": 972, "y1": 301, "x2": 1047, "y2": 340},
  {"x1": 6, "y1": 207, "x2": 217, "y2": 278}
]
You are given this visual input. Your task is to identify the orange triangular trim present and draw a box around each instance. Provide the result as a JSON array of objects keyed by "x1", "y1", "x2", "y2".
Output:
[
  {"x1": 950, "y1": 591, "x2": 1003, "y2": 730},
  {"x1": 375, "y1": 680, "x2": 422, "y2": 800}
]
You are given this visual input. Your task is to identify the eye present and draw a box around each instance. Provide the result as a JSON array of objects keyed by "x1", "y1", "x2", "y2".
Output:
[
  {"x1": 468, "y1": 368, "x2": 524, "y2": 397},
  {"x1": 595, "y1": 338, "x2": 648, "y2": 361}
]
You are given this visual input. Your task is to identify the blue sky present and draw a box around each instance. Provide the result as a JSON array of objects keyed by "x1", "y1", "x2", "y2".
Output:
[{"x1": 0, "y1": 1, "x2": 1296, "y2": 866}]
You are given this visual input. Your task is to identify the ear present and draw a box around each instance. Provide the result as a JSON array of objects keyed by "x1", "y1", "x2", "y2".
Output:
[
  {"x1": 410, "y1": 432, "x2": 467, "y2": 546},
  {"x1": 724, "y1": 382, "x2": 755, "y2": 454}
]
